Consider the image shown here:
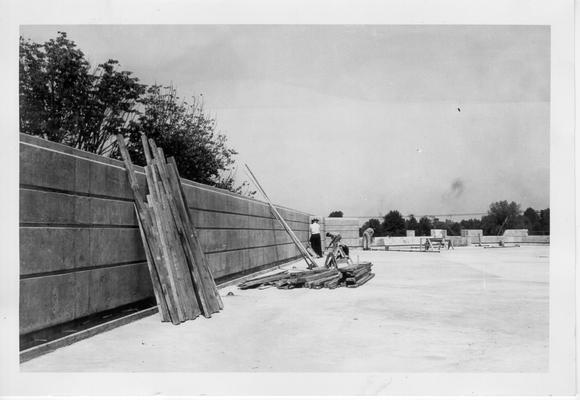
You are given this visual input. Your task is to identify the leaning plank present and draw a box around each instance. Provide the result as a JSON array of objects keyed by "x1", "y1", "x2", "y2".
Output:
[
  {"x1": 146, "y1": 178, "x2": 186, "y2": 323},
  {"x1": 134, "y1": 205, "x2": 170, "y2": 322},
  {"x1": 116, "y1": 135, "x2": 181, "y2": 323},
  {"x1": 150, "y1": 162, "x2": 203, "y2": 320},
  {"x1": 147, "y1": 157, "x2": 193, "y2": 319},
  {"x1": 161, "y1": 172, "x2": 219, "y2": 314},
  {"x1": 166, "y1": 157, "x2": 223, "y2": 311},
  {"x1": 153, "y1": 169, "x2": 202, "y2": 320},
  {"x1": 115, "y1": 134, "x2": 147, "y2": 212},
  {"x1": 147, "y1": 146, "x2": 209, "y2": 317},
  {"x1": 154, "y1": 148, "x2": 216, "y2": 315},
  {"x1": 141, "y1": 199, "x2": 182, "y2": 324},
  {"x1": 244, "y1": 164, "x2": 318, "y2": 269},
  {"x1": 140, "y1": 140, "x2": 221, "y2": 316}
]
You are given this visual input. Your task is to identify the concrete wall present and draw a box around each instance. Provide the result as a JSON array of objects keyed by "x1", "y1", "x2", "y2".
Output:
[
  {"x1": 461, "y1": 229, "x2": 483, "y2": 245},
  {"x1": 322, "y1": 217, "x2": 360, "y2": 247},
  {"x1": 372, "y1": 236, "x2": 467, "y2": 247},
  {"x1": 503, "y1": 229, "x2": 529, "y2": 237},
  {"x1": 371, "y1": 235, "x2": 548, "y2": 247},
  {"x1": 430, "y1": 229, "x2": 447, "y2": 238},
  {"x1": 20, "y1": 134, "x2": 310, "y2": 335},
  {"x1": 480, "y1": 235, "x2": 550, "y2": 244}
]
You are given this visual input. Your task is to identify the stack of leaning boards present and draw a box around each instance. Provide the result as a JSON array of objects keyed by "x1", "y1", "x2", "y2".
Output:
[{"x1": 116, "y1": 134, "x2": 223, "y2": 325}]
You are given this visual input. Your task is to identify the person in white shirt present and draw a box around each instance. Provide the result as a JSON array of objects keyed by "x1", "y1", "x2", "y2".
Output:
[{"x1": 309, "y1": 218, "x2": 323, "y2": 257}]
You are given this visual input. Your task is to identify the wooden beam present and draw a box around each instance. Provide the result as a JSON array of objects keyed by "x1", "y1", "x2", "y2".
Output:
[{"x1": 244, "y1": 164, "x2": 318, "y2": 269}]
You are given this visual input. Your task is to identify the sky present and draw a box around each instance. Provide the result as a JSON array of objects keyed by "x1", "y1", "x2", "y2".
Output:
[{"x1": 20, "y1": 25, "x2": 550, "y2": 217}]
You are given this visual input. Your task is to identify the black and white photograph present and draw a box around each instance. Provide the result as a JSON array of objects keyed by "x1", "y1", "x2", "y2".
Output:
[{"x1": 0, "y1": 0, "x2": 576, "y2": 397}]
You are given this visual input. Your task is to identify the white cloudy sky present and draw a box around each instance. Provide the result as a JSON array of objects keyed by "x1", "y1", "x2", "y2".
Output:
[{"x1": 20, "y1": 25, "x2": 550, "y2": 217}]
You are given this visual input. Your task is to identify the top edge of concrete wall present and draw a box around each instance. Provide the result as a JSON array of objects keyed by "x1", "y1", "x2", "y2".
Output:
[
  {"x1": 19, "y1": 133, "x2": 310, "y2": 216},
  {"x1": 323, "y1": 217, "x2": 361, "y2": 225}
]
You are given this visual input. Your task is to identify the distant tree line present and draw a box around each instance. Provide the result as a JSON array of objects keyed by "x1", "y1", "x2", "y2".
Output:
[
  {"x1": 359, "y1": 201, "x2": 550, "y2": 237},
  {"x1": 19, "y1": 32, "x2": 254, "y2": 196}
]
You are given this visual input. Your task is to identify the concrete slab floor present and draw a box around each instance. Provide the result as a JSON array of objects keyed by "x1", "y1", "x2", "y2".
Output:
[{"x1": 21, "y1": 246, "x2": 549, "y2": 372}]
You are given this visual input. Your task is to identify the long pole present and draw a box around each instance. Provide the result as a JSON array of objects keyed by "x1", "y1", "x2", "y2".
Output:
[{"x1": 244, "y1": 164, "x2": 319, "y2": 269}]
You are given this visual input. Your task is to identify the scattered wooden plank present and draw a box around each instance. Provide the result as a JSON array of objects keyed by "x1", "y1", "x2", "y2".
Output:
[
  {"x1": 324, "y1": 276, "x2": 342, "y2": 289},
  {"x1": 346, "y1": 266, "x2": 372, "y2": 280},
  {"x1": 238, "y1": 272, "x2": 291, "y2": 289},
  {"x1": 346, "y1": 273, "x2": 375, "y2": 288},
  {"x1": 237, "y1": 262, "x2": 372, "y2": 291}
]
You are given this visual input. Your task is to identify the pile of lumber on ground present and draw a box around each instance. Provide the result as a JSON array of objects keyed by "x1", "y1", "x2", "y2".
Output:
[
  {"x1": 238, "y1": 262, "x2": 374, "y2": 290},
  {"x1": 117, "y1": 134, "x2": 223, "y2": 325},
  {"x1": 338, "y1": 263, "x2": 375, "y2": 288}
]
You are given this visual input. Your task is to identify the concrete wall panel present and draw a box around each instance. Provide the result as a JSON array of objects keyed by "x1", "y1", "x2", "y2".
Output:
[
  {"x1": 21, "y1": 189, "x2": 137, "y2": 226},
  {"x1": 20, "y1": 263, "x2": 151, "y2": 335},
  {"x1": 20, "y1": 227, "x2": 145, "y2": 276}
]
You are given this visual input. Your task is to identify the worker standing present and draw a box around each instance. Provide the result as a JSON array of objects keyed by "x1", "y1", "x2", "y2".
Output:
[
  {"x1": 309, "y1": 218, "x2": 323, "y2": 257},
  {"x1": 362, "y1": 227, "x2": 374, "y2": 250}
]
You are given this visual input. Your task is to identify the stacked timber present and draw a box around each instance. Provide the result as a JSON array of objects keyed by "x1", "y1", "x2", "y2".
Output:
[
  {"x1": 338, "y1": 262, "x2": 375, "y2": 288},
  {"x1": 238, "y1": 263, "x2": 373, "y2": 290},
  {"x1": 117, "y1": 134, "x2": 223, "y2": 325}
]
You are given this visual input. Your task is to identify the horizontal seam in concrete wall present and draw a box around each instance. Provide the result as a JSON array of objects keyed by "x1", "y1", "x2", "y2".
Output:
[
  {"x1": 20, "y1": 224, "x2": 309, "y2": 232},
  {"x1": 188, "y1": 206, "x2": 308, "y2": 224},
  {"x1": 20, "y1": 223, "x2": 138, "y2": 229},
  {"x1": 21, "y1": 140, "x2": 131, "y2": 171},
  {"x1": 21, "y1": 184, "x2": 134, "y2": 203},
  {"x1": 20, "y1": 185, "x2": 309, "y2": 225},
  {"x1": 205, "y1": 242, "x2": 308, "y2": 255},
  {"x1": 20, "y1": 260, "x2": 147, "y2": 280},
  {"x1": 216, "y1": 254, "x2": 304, "y2": 284},
  {"x1": 198, "y1": 226, "x2": 308, "y2": 231}
]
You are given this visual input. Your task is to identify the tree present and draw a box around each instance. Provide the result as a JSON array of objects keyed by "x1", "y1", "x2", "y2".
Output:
[
  {"x1": 523, "y1": 207, "x2": 541, "y2": 233},
  {"x1": 405, "y1": 215, "x2": 418, "y2": 235},
  {"x1": 431, "y1": 217, "x2": 446, "y2": 230},
  {"x1": 382, "y1": 210, "x2": 406, "y2": 236},
  {"x1": 417, "y1": 216, "x2": 432, "y2": 236},
  {"x1": 19, "y1": 32, "x2": 145, "y2": 154},
  {"x1": 483, "y1": 200, "x2": 524, "y2": 235},
  {"x1": 328, "y1": 211, "x2": 344, "y2": 217},
  {"x1": 459, "y1": 218, "x2": 482, "y2": 230},
  {"x1": 360, "y1": 218, "x2": 383, "y2": 237},
  {"x1": 20, "y1": 32, "x2": 250, "y2": 195},
  {"x1": 539, "y1": 208, "x2": 550, "y2": 234},
  {"x1": 447, "y1": 221, "x2": 461, "y2": 236},
  {"x1": 124, "y1": 85, "x2": 241, "y2": 191}
]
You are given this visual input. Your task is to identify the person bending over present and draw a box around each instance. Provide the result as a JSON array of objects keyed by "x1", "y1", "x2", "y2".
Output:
[{"x1": 362, "y1": 227, "x2": 374, "y2": 250}]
